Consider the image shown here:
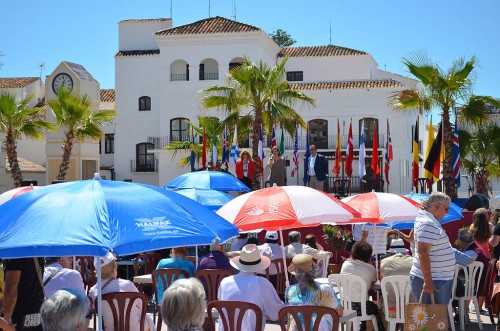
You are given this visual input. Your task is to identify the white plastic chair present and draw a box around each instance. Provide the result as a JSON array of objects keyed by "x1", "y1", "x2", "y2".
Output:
[
  {"x1": 329, "y1": 273, "x2": 378, "y2": 331},
  {"x1": 447, "y1": 265, "x2": 459, "y2": 331},
  {"x1": 453, "y1": 261, "x2": 484, "y2": 331},
  {"x1": 380, "y1": 275, "x2": 411, "y2": 331}
]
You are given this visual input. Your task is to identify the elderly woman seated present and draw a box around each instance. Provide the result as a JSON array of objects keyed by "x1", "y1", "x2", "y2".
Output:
[
  {"x1": 41, "y1": 288, "x2": 90, "y2": 331},
  {"x1": 161, "y1": 278, "x2": 206, "y2": 331},
  {"x1": 285, "y1": 254, "x2": 343, "y2": 331},
  {"x1": 88, "y1": 252, "x2": 154, "y2": 331}
]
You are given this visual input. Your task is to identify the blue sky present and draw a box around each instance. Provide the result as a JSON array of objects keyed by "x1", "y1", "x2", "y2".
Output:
[{"x1": 1, "y1": 0, "x2": 498, "y2": 99}]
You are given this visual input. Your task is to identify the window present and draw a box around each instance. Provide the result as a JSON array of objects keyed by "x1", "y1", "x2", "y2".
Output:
[
  {"x1": 170, "y1": 118, "x2": 189, "y2": 142},
  {"x1": 229, "y1": 62, "x2": 243, "y2": 71},
  {"x1": 359, "y1": 117, "x2": 378, "y2": 149},
  {"x1": 308, "y1": 119, "x2": 328, "y2": 149},
  {"x1": 139, "y1": 96, "x2": 151, "y2": 111},
  {"x1": 199, "y1": 63, "x2": 205, "y2": 80},
  {"x1": 286, "y1": 71, "x2": 303, "y2": 82},
  {"x1": 105, "y1": 134, "x2": 114, "y2": 154},
  {"x1": 136, "y1": 143, "x2": 155, "y2": 172}
]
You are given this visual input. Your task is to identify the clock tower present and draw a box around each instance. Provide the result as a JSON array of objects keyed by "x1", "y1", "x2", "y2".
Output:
[{"x1": 45, "y1": 61, "x2": 101, "y2": 183}]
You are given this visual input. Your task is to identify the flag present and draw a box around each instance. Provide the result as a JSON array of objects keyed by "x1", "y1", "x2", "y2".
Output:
[
  {"x1": 190, "y1": 127, "x2": 196, "y2": 172},
  {"x1": 202, "y1": 129, "x2": 207, "y2": 170},
  {"x1": 279, "y1": 127, "x2": 285, "y2": 157},
  {"x1": 371, "y1": 121, "x2": 380, "y2": 176},
  {"x1": 222, "y1": 126, "x2": 229, "y2": 169},
  {"x1": 345, "y1": 119, "x2": 354, "y2": 177},
  {"x1": 303, "y1": 124, "x2": 311, "y2": 185},
  {"x1": 453, "y1": 122, "x2": 461, "y2": 188},
  {"x1": 333, "y1": 119, "x2": 341, "y2": 176},
  {"x1": 258, "y1": 125, "x2": 264, "y2": 174},
  {"x1": 229, "y1": 125, "x2": 239, "y2": 166},
  {"x1": 424, "y1": 116, "x2": 435, "y2": 182},
  {"x1": 291, "y1": 124, "x2": 299, "y2": 177},
  {"x1": 359, "y1": 120, "x2": 366, "y2": 180},
  {"x1": 212, "y1": 126, "x2": 218, "y2": 165},
  {"x1": 271, "y1": 127, "x2": 277, "y2": 149},
  {"x1": 424, "y1": 122, "x2": 442, "y2": 180},
  {"x1": 384, "y1": 119, "x2": 393, "y2": 185},
  {"x1": 412, "y1": 118, "x2": 419, "y2": 186}
]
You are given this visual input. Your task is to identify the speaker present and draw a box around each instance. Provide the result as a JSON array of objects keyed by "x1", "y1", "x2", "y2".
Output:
[{"x1": 464, "y1": 194, "x2": 490, "y2": 211}]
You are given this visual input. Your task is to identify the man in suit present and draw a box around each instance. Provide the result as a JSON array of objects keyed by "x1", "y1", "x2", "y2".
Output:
[{"x1": 306, "y1": 144, "x2": 329, "y2": 191}]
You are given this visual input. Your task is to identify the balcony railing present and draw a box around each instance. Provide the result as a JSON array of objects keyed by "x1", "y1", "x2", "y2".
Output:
[
  {"x1": 130, "y1": 158, "x2": 158, "y2": 172},
  {"x1": 202, "y1": 73, "x2": 219, "y2": 80},
  {"x1": 171, "y1": 74, "x2": 188, "y2": 81}
]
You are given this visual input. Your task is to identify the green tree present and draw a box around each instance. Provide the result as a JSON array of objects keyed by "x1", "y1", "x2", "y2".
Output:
[
  {"x1": 201, "y1": 56, "x2": 315, "y2": 189},
  {"x1": 391, "y1": 52, "x2": 477, "y2": 198},
  {"x1": 269, "y1": 29, "x2": 296, "y2": 47},
  {"x1": 48, "y1": 89, "x2": 115, "y2": 180},
  {"x1": 0, "y1": 93, "x2": 55, "y2": 187}
]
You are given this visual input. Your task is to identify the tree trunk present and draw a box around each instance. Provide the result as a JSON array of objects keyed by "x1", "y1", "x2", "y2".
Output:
[
  {"x1": 4, "y1": 131, "x2": 23, "y2": 187},
  {"x1": 251, "y1": 106, "x2": 263, "y2": 190},
  {"x1": 58, "y1": 131, "x2": 75, "y2": 181},
  {"x1": 441, "y1": 108, "x2": 457, "y2": 198}
]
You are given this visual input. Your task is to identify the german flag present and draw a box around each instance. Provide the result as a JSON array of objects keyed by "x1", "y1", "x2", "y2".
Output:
[
  {"x1": 412, "y1": 118, "x2": 419, "y2": 185},
  {"x1": 424, "y1": 122, "x2": 442, "y2": 179}
]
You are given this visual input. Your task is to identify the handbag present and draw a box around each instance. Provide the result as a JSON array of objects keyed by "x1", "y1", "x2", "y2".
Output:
[{"x1": 404, "y1": 292, "x2": 448, "y2": 331}]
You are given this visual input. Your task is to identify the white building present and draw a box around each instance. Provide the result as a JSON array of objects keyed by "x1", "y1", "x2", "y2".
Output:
[{"x1": 113, "y1": 16, "x2": 420, "y2": 193}]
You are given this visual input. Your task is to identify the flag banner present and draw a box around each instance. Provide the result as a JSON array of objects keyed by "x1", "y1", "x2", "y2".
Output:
[
  {"x1": 333, "y1": 119, "x2": 341, "y2": 176},
  {"x1": 190, "y1": 127, "x2": 196, "y2": 172},
  {"x1": 202, "y1": 129, "x2": 207, "y2": 170},
  {"x1": 303, "y1": 124, "x2": 310, "y2": 185},
  {"x1": 412, "y1": 118, "x2": 419, "y2": 186},
  {"x1": 424, "y1": 116, "x2": 435, "y2": 182},
  {"x1": 279, "y1": 127, "x2": 285, "y2": 157},
  {"x1": 258, "y1": 125, "x2": 264, "y2": 174},
  {"x1": 384, "y1": 119, "x2": 392, "y2": 184},
  {"x1": 424, "y1": 121, "x2": 442, "y2": 180},
  {"x1": 271, "y1": 127, "x2": 277, "y2": 149},
  {"x1": 345, "y1": 119, "x2": 354, "y2": 177},
  {"x1": 212, "y1": 126, "x2": 218, "y2": 165},
  {"x1": 371, "y1": 121, "x2": 380, "y2": 176},
  {"x1": 453, "y1": 122, "x2": 461, "y2": 188},
  {"x1": 359, "y1": 120, "x2": 366, "y2": 180},
  {"x1": 292, "y1": 124, "x2": 299, "y2": 177},
  {"x1": 229, "y1": 126, "x2": 239, "y2": 166}
]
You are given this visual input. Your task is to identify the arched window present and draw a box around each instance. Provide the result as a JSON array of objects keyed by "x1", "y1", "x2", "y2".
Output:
[
  {"x1": 308, "y1": 119, "x2": 328, "y2": 149},
  {"x1": 170, "y1": 59, "x2": 189, "y2": 81},
  {"x1": 228, "y1": 57, "x2": 244, "y2": 71},
  {"x1": 170, "y1": 118, "x2": 189, "y2": 142},
  {"x1": 199, "y1": 58, "x2": 219, "y2": 80},
  {"x1": 138, "y1": 96, "x2": 151, "y2": 111},
  {"x1": 136, "y1": 143, "x2": 155, "y2": 172}
]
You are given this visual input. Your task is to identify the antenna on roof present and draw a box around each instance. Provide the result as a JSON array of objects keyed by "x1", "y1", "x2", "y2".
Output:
[
  {"x1": 38, "y1": 62, "x2": 45, "y2": 79},
  {"x1": 0, "y1": 51, "x2": 5, "y2": 70},
  {"x1": 232, "y1": 0, "x2": 237, "y2": 21},
  {"x1": 208, "y1": 0, "x2": 211, "y2": 17},
  {"x1": 329, "y1": 21, "x2": 332, "y2": 45},
  {"x1": 170, "y1": 0, "x2": 173, "y2": 19}
]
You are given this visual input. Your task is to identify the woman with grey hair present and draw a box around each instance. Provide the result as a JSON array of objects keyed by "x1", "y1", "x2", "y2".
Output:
[
  {"x1": 285, "y1": 254, "x2": 343, "y2": 331},
  {"x1": 40, "y1": 288, "x2": 90, "y2": 331},
  {"x1": 161, "y1": 278, "x2": 206, "y2": 331}
]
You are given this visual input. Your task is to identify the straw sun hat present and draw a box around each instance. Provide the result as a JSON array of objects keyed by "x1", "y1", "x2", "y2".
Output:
[
  {"x1": 230, "y1": 244, "x2": 271, "y2": 273},
  {"x1": 288, "y1": 254, "x2": 315, "y2": 275}
]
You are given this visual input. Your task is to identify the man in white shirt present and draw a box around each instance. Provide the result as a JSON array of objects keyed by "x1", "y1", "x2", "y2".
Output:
[
  {"x1": 43, "y1": 257, "x2": 85, "y2": 296},
  {"x1": 285, "y1": 231, "x2": 332, "y2": 260},
  {"x1": 258, "y1": 231, "x2": 283, "y2": 276},
  {"x1": 306, "y1": 145, "x2": 329, "y2": 191}
]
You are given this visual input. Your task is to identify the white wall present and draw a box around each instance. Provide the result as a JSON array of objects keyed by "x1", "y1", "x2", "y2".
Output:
[{"x1": 119, "y1": 20, "x2": 172, "y2": 51}]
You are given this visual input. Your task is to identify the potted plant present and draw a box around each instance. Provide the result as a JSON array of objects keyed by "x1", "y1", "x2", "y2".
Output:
[{"x1": 322, "y1": 224, "x2": 351, "y2": 273}]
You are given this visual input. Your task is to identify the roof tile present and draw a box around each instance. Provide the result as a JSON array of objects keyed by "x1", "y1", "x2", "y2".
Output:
[
  {"x1": 279, "y1": 45, "x2": 366, "y2": 57},
  {"x1": 6, "y1": 157, "x2": 45, "y2": 173},
  {"x1": 115, "y1": 49, "x2": 160, "y2": 57},
  {"x1": 289, "y1": 79, "x2": 405, "y2": 90},
  {"x1": 100, "y1": 89, "x2": 115, "y2": 102},
  {"x1": 155, "y1": 16, "x2": 260, "y2": 36},
  {"x1": 0, "y1": 77, "x2": 40, "y2": 89}
]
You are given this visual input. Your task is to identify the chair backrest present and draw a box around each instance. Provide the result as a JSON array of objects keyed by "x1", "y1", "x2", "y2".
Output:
[
  {"x1": 380, "y1": 275, "x2": 411, "y2": 322},
  {"x1": 151, "y1": 268, "x2": 190, "y2": 305},
  {"x1": 207, "y1": 300, "x2": 263, "y2": 331},
  {"x1": 370, "y1": 178, "x2": 385, "y2": 192},
  {"x1": 74, "y1": 256, "x2": 96, "y2": 293},
  {"x1": 328, "y1": 274, "x2": 369, "y2": 316},
  {"x1": 483, "y1": 258, "x2": 497, "y2": 306},
  {"x1": 278, "y1": 305, "x2": 339, "y2": 331},
  {"x1": 459, "y1": 261, "x2": 483, "y2": 299},
  {"x1": 265, "y1": 259, "x2": 287, "y2": 298},
  {"x1": 101, "y1": 292, "x2": 147, "y2": 331},
  {"x1": 195, "y1": 269, "x2": 233, "y2": 302},
  {"x1": 334, "y1": 179, "x2": 351, "y2": 197},
  {"x1": 134, "y1": 253, "x2": 161, "y2": 276}
]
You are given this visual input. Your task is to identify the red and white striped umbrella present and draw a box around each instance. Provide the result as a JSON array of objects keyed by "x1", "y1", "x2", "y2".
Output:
[
  {"x1": 341, "y1": 192, "x2": 421, "y2": 223},
  {"x1": 0, "y1": 186, "x2": 41, "y2": 206},
  {"x1": 217, "y1": 185, "x2": 361, "y2": 232}
]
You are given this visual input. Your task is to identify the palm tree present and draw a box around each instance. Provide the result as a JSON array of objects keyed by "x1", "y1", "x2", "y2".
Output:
[
  {"x1": 0, "y1": 92, "x2": 55, "y2": 187},
  {"x1": 48, "y1": 89, "x2": 115, "y2": 180},
  {"x1": 201, "y1": 56, "x2": 315, "y2": 189},
  {"x1": 391, "y1": 52, "x2": 477, "y2": 197}
]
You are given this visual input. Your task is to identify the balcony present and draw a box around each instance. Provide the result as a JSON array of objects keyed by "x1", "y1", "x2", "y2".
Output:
[
  {"x1": 130, "y1": 158, "x2": 158, "y2": 172},
  {"x1": 201, "y1": 73, "x2": 219, "y2": 80},
  {"x1": 171, "y1": 74, "x2": 188, "y2": 81}
]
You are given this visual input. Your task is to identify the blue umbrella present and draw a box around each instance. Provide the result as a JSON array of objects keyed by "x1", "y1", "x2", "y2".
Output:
[
  {"x1": 172, "y1": 188, "x2": 234, "y2": 211},
  {"x1": 383, "y1": 193, "x2": 463, "y2": 230},
  {"x1": 165, "y1": 170, "x2": 249, "y2": 192},
  {"x1": 0, "y1": 175, "x2": 239, "y2": 258}
]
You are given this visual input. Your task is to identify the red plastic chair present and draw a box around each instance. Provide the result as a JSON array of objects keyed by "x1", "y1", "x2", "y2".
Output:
[
  {"x1": 207, "y1": 300, "x2": 263, "y2": 331},
  {"x1": 265, "y1": 259, "x2": 287, "y2": 299},
  {"x1": 278, "y1": 305, "x2": 340, "y2": 331},
  {"x1": 195, "y1": 269, "x2": 233, "y2": 302},
  {"x1": 74, "y1": 256, "x2": 96, "y2": 294},
  {"x1": 100, "y1": 292, "x2": 148, "y2": 331}
]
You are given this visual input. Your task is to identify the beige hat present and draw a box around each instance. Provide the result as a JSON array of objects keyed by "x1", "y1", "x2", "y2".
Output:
[
  {"x1": 230, "y1": 244, "x2": 271, "y2": 273},
  {"x1": 94, "y1": 251, "x2": 116, "y2": 269},
  {"x1": 288, "y1": 254, "x2": 314, "y2": 275}
]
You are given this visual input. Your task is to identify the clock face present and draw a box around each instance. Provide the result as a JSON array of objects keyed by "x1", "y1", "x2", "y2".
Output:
[{"x1": 52, "y1": 73, "x2": 74, "y2": 94}]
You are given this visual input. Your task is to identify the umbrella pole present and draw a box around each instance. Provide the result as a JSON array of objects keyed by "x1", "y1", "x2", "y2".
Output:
[
  {"x1": 97, "y1": 257, "x2": 103, "y2": 331},
  {"x1": 279, "y1": 228, "x2": 290, "y2": 287},
  {"x1": 373, "y1": 223, "x2": 379, "y2": 282},
  {"x1": 195, "y1": 245, "x2": 199, "y2": 268}
]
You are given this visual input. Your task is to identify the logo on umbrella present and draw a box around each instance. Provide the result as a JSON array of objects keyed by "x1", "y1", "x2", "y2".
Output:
[
  {"x1": 247, "y1": 206, "x2": 264, "y2": 217},
  {"x1": 135, "y1": 217, "x2": 171, "y2": 232}
]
